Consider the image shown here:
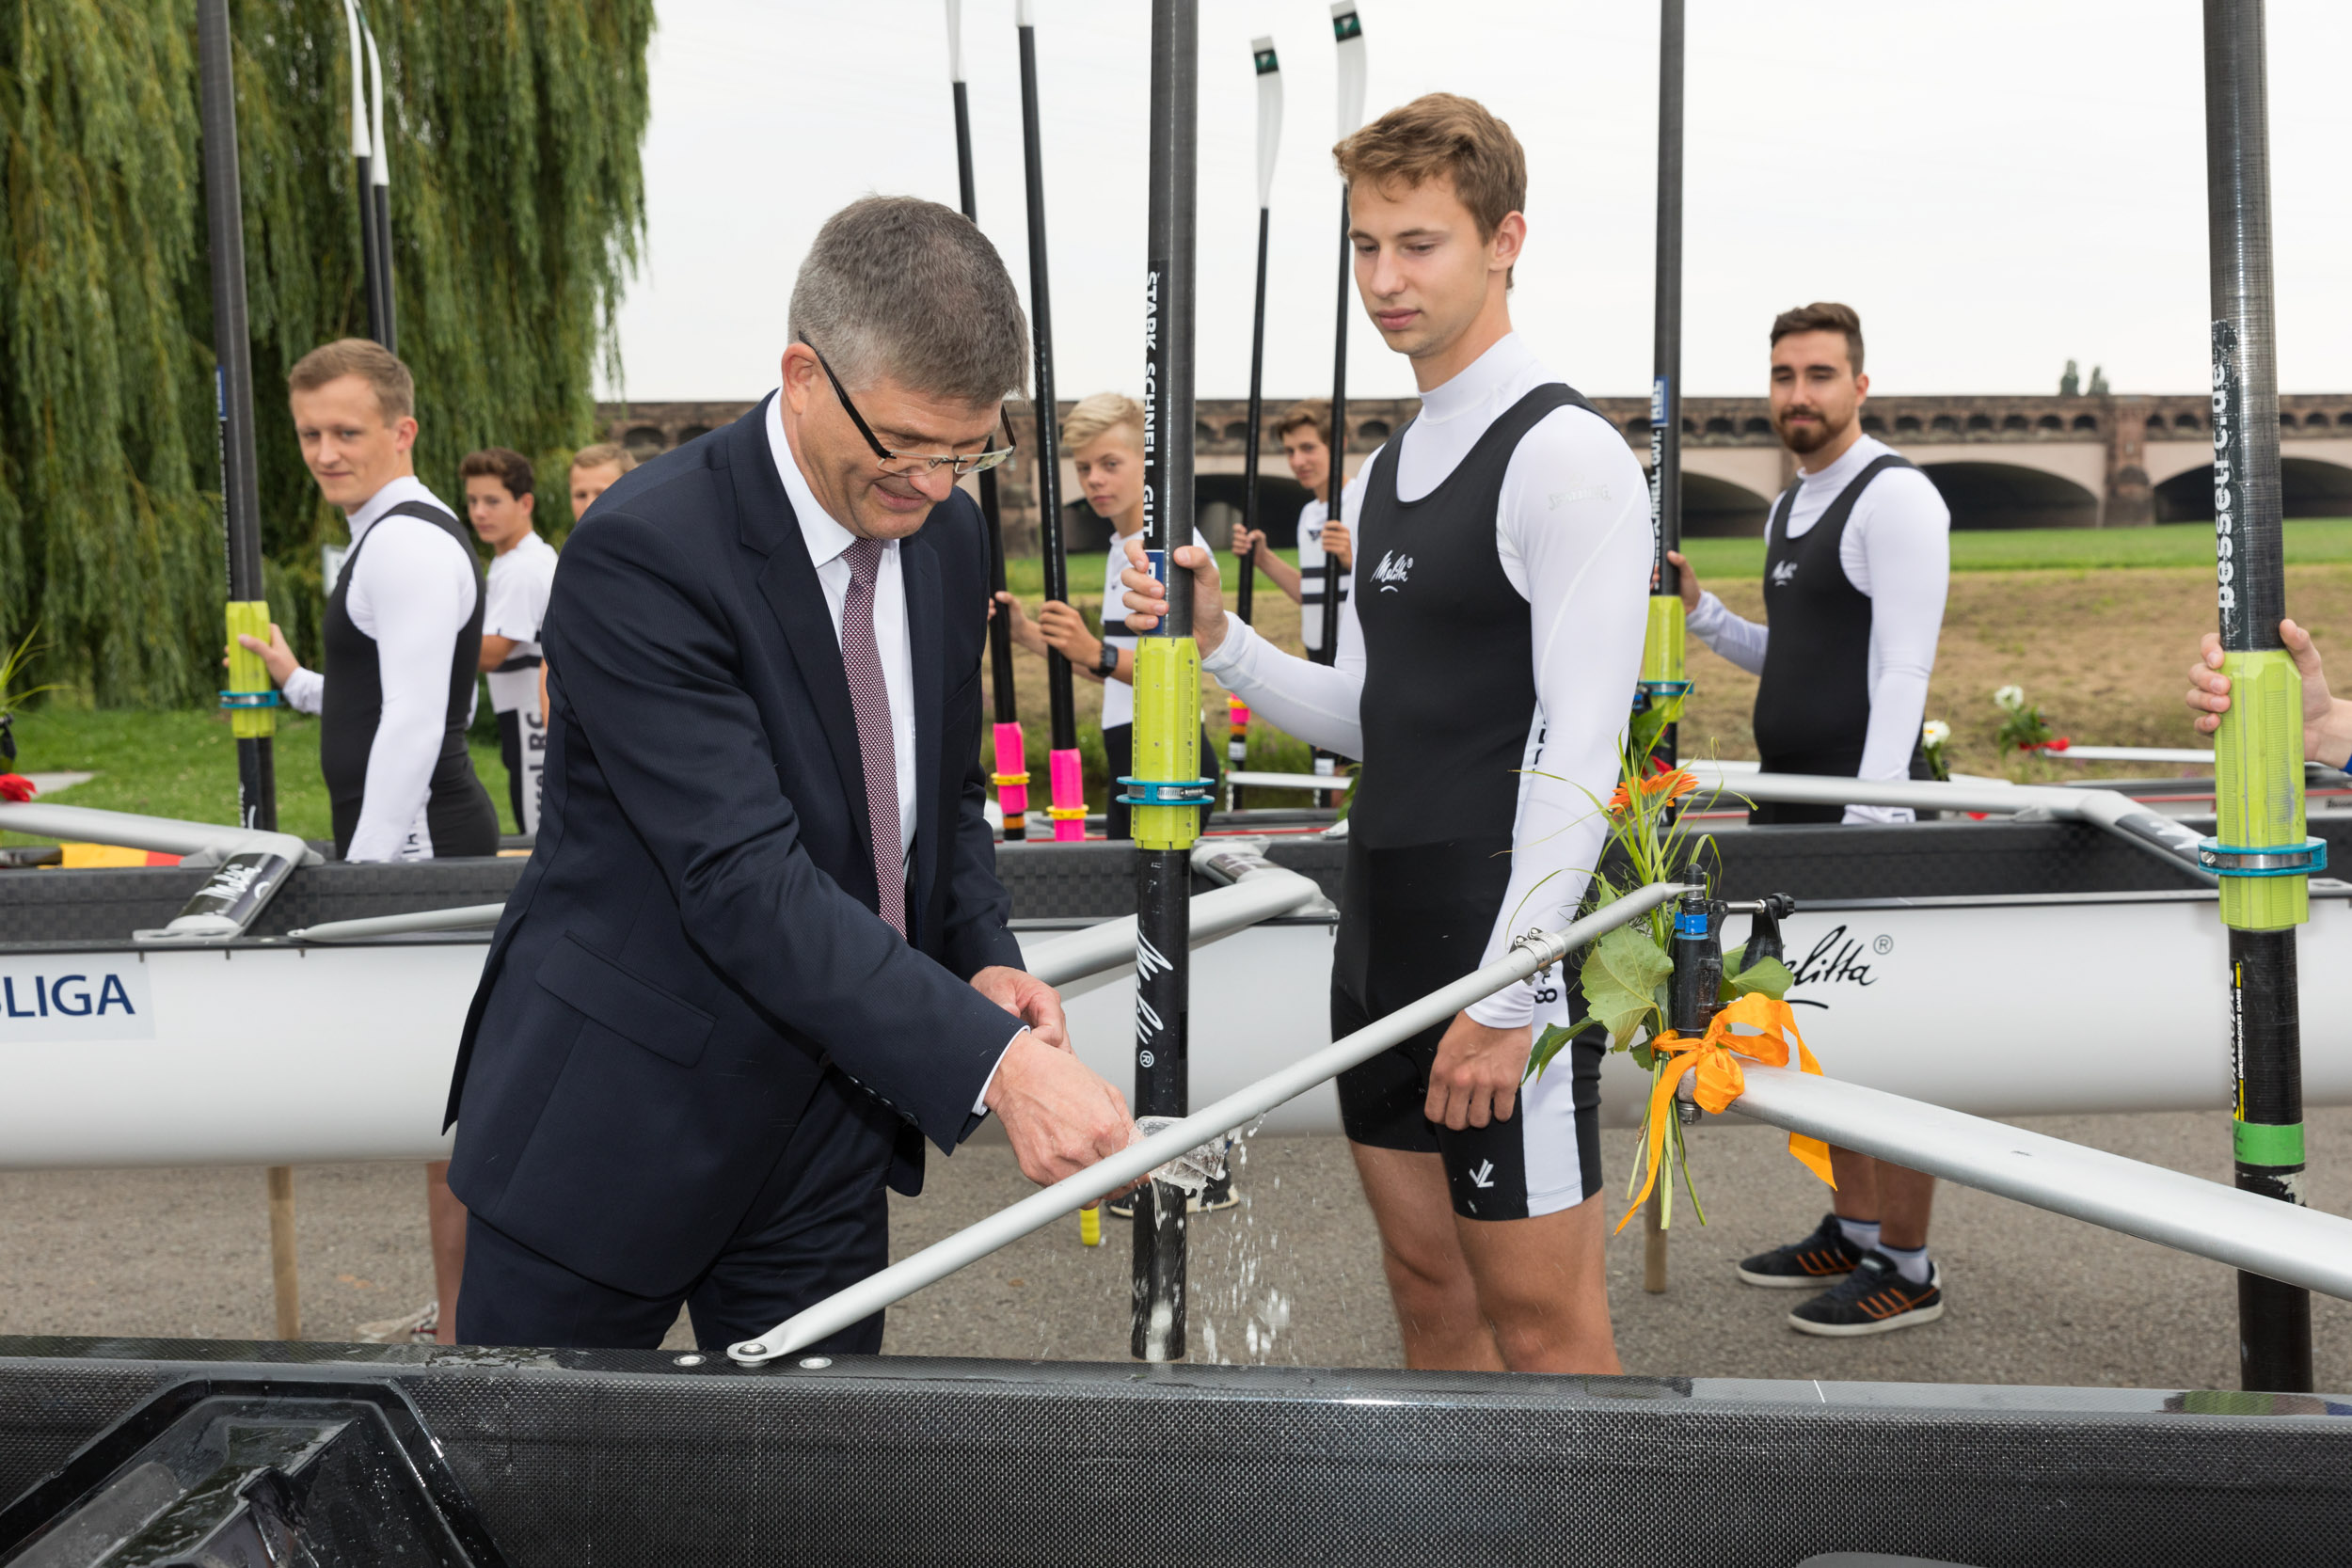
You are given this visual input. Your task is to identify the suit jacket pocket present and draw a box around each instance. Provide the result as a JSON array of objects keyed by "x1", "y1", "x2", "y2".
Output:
[{"x1": 534, "y1": 932, "x2": 716, "y2": 1068}]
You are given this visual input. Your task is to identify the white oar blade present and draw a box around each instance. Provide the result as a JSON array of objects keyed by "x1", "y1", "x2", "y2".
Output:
[
  {"x1": 341, "y1": 0, "x2": 370, "y2": 156},
  {"x1": 363, "y1": 21, "x2": 389, "y2": 186},
  {"x1": 1252, "y1": 37, "x2": 1282, "y2": 210},
  {"x1": 1330, "y1": 2, "x2": 1367, "y2": 139},
  {"x1": 944, "y1": 0, "x2": 964, "y2": 83}
]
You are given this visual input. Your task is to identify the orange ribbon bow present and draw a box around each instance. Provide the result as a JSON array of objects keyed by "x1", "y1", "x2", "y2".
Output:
[{"x1": 1617, "y1": 991, "x2": 1836, "y2": 1233}]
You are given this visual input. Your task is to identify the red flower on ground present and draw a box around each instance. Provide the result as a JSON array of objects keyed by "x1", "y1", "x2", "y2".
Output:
[
  {"x1": 0, "y1": 774, "x2": 34, "y2": 803},
  {"x1": 2046, "y1": 736, "x2": 2071, "y2": 752}
]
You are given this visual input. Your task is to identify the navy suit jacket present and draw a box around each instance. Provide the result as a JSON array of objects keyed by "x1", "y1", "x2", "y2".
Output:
[{"x1": 444, "y1": 398, "x2": 1024, "y2": 1297}]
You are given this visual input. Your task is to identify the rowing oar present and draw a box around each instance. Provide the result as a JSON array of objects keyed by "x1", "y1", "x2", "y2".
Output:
[
  {"x1": 1633, "y1": 0, "x2": 1689, "y2": 1292},
  {"x1": 725, "y1": 880, "x2": 1690, "y2": 1364},
  {"x1": 1015, "y1": 1, "x2": 1082, "y2": 840},
  {"x1": 338, "y1": 1, "x2": 381, "y2": 347},
  {"x1": 2202, "y1": 0, "x2": 2318, "y2": 1394},
  {"x1": 199, "y1": 0, "x2": 294, "y2": 1338},
  {"x1": 1228, "y1": 35, "x2": 1282, "y2": 812},
  {"x1": 356, "y1": 5, "x2": 395, "y2": 352},
  {"x1": 945, "y1": 1, "x2": 1028, "y2": 843},
  {"x1": 1127, "y1": 0, "x2": 1205, "y2": 1362},
  {"x1": 1308, "y1": 2, "x2": 1366, "y2": 791}
]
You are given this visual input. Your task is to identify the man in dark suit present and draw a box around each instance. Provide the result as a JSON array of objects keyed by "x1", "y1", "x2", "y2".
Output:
[{"x1": 445, "y1": 197, "x2": 1134, "y2": 1354}]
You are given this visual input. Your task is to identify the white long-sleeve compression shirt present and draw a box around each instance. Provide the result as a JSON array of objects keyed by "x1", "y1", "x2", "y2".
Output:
[
  {"x1": 1199, "y1": 333, "x2": 1652, "y2": 1030},
  {"x1": 281, "y1": 475, "x2": 481, "y2": 862},
  {"x1": 1686, "y1": 433, "x2": 1950, "y2": 823}
]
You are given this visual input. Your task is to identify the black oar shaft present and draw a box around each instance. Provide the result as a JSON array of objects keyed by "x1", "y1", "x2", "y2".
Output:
[
  {"x1": 197, "y1": 0, "x2": 276, "y2": 832},
  {"x1": 1238, "y1": 207, "x2": 1269, "y2": 627},
  {"x1": 951, "y1": 72, "x2": 1026, "y2": 841},
  {"x1": 1016, "y1": 21, "x2": 1076, "y2": 758},
  {"x1": 1651, "y1": 0, "x2": 1683, "y2": 596},
  {"x1": 1132, "y1": 0, "x2": 1200, "y2": 1363},
  {"x1": 1316, "y1": 189, "x2": 1348, "y2": 666},
  {"x1": 2202, "y1": 0, "x2": 2310, "y2": 1394}
]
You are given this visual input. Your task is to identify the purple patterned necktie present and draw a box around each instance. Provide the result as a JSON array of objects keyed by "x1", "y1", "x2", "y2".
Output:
[{"x1": 839, "y1": 537, "x2": 905, "y2": 937}]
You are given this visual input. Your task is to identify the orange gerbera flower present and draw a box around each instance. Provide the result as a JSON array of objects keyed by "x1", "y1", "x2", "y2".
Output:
[{"x1": 1607, "y1": 764, "x2": 1695, "y2": 819}]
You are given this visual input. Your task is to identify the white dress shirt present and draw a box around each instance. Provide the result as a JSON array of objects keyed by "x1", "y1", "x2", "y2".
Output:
[
  {"x1": 1685, "y1": 432, "x2": 1951, "y2": 822},
  {"x1": 767, "y1": 392, "x2": 917, "y2": 870},
  {"x1": 281, "y1": 474, "x2": 481, "y2": 863}
]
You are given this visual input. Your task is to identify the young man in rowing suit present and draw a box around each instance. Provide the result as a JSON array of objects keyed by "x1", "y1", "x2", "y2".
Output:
[
  {"x1": 1230, "y1": 402, "x2": 1352, "y2": 657},
  {"x1": 993, "y1": 392, "x2": 1217, "y2": 842},
  {"x1": 1665, "y1": 302, "x2": 1954, "y2": 1337},
  {"x1": 238, "y1": 338, "x2": 501, "y2": 1345},
  {"x1": 1126, "y1": 93, "x2": 1649, "y2": 1373},
  {"x1": 463, "y1": 448, "x2": 558, "y2": 837}
]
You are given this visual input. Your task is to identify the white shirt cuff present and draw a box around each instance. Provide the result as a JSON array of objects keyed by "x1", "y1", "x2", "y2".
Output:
[
  {"x1": 974, "y1": 1025, "x2": 1028, "y2": 1117},
  {"x1": 281, "y1": 667, "x2": 325, "y2": 716},
  {"x1": 1464, "y1": 983, "x2": 1534, "y2": 1032}
]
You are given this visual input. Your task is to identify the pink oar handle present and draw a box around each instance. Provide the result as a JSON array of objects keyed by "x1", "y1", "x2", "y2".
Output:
[{"x1": 1048, "y1": 748, "x2": 1086, "y2": 841}]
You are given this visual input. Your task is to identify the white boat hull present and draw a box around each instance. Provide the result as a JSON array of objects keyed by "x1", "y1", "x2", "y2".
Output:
[{"x1": 1, "y1": 891, "x2": 2344, "y2": 1168}]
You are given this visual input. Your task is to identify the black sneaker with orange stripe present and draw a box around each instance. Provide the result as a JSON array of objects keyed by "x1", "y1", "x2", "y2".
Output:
[
  {"x1": 1735, "y1": 1212, "x2": 1863, "y2": 1289},
  {"x1": 1788, "y1": 1251, "x2": 1946, "y2": 1337}
]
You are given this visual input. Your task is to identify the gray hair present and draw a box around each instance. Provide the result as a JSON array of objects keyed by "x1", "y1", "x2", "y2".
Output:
[{"x1": 788, "y1": 196, "x2": 1029, "y2": 406}]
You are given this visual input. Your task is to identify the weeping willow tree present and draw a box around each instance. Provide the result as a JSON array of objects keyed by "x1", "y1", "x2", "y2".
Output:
[{"x1": 0, "y1": 0, "x2": 654, "y2": 705}]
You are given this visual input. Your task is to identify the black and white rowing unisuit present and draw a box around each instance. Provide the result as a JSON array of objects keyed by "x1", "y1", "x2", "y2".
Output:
[
  {"x1": 310, "y1": 486, "x2": 500, "y2": 862},
  {"x1": 1201, "y1": 333, "x2": 1652, "y2": 1219},
  {"x1": 1689, "y1": 432, "x2": 1950, "y2": 825}
]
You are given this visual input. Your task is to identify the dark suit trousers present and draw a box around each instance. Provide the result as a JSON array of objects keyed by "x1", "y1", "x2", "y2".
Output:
[{"x1": 455, "y1": 1069, "x2": 898, "y2": 1353}]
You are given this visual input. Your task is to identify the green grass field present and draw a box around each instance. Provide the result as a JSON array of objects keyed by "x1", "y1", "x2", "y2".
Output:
[
  {"x1": 1005, "y1": 519, "x2": 2352, "y2": 597},
  {"x1": 1, "y1": 708, "x2": 515, "y2": 844}
]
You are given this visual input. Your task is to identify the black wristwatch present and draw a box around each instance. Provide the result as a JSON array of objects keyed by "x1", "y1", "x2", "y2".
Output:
[{"x1": 1095, "y1": 641, "x2": 1120, "y2": 676}]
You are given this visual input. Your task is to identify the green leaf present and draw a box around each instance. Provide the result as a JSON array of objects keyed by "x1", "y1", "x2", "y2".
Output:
[
  {"x1": 1724, "y1": 954, "x2": 1795, "y2": 1003},
  {"x1": 1526, "y1": 1021, "x2": 1579, "y2": 1081},
  {"x1": 1581, "y1": 924, "x2": 1672, "y2": 1049}
]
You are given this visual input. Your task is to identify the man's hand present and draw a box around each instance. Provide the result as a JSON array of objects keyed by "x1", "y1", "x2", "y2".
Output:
[
  {"x1": 1321, "y1": 518, "x2": 1352, "y2": 569},
  {"x1": 1230, "y1": 522, "x2": 1268, "y2": 561},
  {"x1": 970, "y1": 965, "x2": 1067, "y2": 1051},
  {"x1": 225, "y1": 623, "x2": 298, "y2": 686},
  {"x1": 1652, "y1": 548, "x2": 1702, "y2": 611},
  {"x1": 2189, "y1": 618, "x2": 2352, "y2": 766},
  {"x1": 1035, "y1": 601, "x2": 1101, "y2": 669},
  {"x1": 993, "y1": 592, "x2": 1049, "y2": 658},
  {"x1": 984, "y1": 1029, "x2": 1135, "y2": 1192},
  {"x1": 1424, "y1": 1012, "x2": 1534, "y2": 1131},
  {"x1": 1119, "y1": 535, "x2": 1229, "y2": 656}
]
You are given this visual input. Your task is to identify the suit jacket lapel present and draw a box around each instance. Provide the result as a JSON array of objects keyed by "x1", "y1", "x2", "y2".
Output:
[
  {"x1": 730, "y1": 418, "x2": 876, "y2": 894},
  {"x1": 903, "y1": 533, "x2": 945, "y2": 935}
]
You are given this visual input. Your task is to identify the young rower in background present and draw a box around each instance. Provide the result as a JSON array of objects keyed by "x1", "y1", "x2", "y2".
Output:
[
  {"x1": 462, "y1": 448, "x2": 557, "y2": 837},
  {"x1": 1667, "y1": 302, "x2": 1955, "y2": 1337},
  {"x1": 1128, "y1": 94, "x2": 1648, "y2": 1374},
  {"x1": 1230, "y1": 401, "x2": 1352, "y2": 657},
  {"x1": 994, "y1": 392, "x2": 1217, "y2": 842}
]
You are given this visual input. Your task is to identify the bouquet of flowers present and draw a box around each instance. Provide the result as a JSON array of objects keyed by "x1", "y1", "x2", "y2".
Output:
[
  {"x1": 1993, "y1": 684, "x2": 2068, "y2": 754},
  {"x1": 1525, "y1": 735, "x2": 1835, "y2": 1232}
]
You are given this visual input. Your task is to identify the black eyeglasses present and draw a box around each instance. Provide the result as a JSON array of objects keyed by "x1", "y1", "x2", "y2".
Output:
[{"x1": 800, "y1": 336, "x2": 1017, "y2": 478}]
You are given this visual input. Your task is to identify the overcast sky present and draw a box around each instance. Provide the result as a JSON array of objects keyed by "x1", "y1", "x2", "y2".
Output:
[{"x1": 606, "y1": 0, "x2": 2352, "y2": 406}]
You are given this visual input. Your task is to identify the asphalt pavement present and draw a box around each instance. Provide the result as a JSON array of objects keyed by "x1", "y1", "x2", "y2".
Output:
[{"x1": 1, "y1": 1110, "x2": 2345, "y2": 1390}]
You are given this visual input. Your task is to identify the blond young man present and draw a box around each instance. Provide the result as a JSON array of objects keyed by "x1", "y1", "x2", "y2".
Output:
[
  {"x1": 568, "y1": 442, "x2": 637, "y2": 523},
  {"x1": 1230, "y1": 402, "x2": 1352, "y2": 654},
  {"x1": 1126, "y1": 95, "x2": 1649, "y2": 1373},
  {"x1": 995, "y1": 393, "x2": 1216, "y2": 841}
]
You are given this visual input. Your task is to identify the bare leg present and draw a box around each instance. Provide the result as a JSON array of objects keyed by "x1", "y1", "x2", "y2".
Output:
[
  {"x1": 1348, "y1": 1143, "x2": 1503, "y2": 1370},
  {"x1": 1875, "y1": 1163, "x2": 1936, "y2": 1251},
  {"x1": 425, "y1": 1162, "x2": 468, "y2": 1346},
  {"x1": 1827, "y1": 1145, "x2": 1879, "y2": 1222},
  {"x1": 1453, "y1": 1196, "x2": 1621, "y2": 1375}
]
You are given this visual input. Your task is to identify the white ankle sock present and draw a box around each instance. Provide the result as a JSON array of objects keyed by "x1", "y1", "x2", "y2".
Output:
[
  {"x1": 1880, "y1": 1243, "x2": 1931, "y2": 1285},
  {"x1": 1836, "y1": 1217, "x2": 1881, "y2": 1255}
]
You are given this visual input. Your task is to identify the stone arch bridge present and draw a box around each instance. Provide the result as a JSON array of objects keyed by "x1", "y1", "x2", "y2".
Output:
[{"x1": 596, "y1": 390, "x2": 2352, "y2": 552}]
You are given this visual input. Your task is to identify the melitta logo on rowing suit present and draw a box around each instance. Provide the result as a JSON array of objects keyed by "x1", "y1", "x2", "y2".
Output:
[
  {"x1": 1788, "y1": 925, "x2": 1886, "y2": 997},
  {"x1": 1370, "y1": 550, "x2": 1413, "y2": 592},
  {"x1": 1771, "y1": 561, "x2": 1799, "y2": 586},
  {"x1": 0, "y1": 958, "x2": 154, "y2": 1042}
]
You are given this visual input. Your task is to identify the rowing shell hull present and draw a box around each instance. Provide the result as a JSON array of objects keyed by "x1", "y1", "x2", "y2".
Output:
[{"x1": 1, "y1": 884, "x2": 2344, "y2": 1168}]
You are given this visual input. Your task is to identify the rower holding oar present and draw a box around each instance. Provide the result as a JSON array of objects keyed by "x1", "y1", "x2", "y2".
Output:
[
  {"x1": 1126, "y1": 95, "x2": 1649, "y2": 1375},
  {"x1": 994, "y1": 394, "x2": 1218, "y2": 842},
  {"x1": 1229, "y1": 402, "x2": 1353, "y2": 659},
  {"x1": 1665, "y1": 302, "x2": 1956, "y2": 1337}
]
